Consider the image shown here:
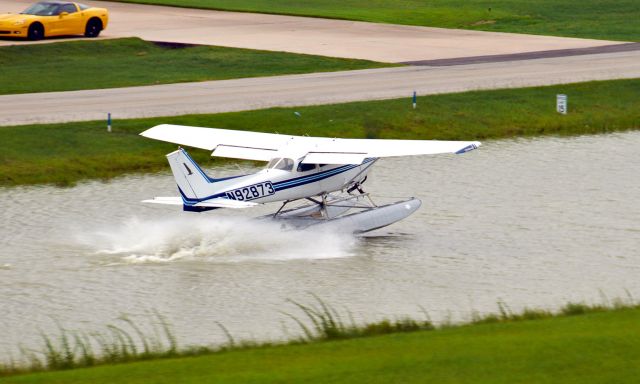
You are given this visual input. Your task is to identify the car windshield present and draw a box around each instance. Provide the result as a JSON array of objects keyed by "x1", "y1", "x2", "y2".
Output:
[{"x1": 21, "y1": 2, "x2": 63, "y2": 16}]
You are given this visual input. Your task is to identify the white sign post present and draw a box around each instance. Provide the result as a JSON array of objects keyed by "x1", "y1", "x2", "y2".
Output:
[{"x1": 557, "y1": 94, "x2": 567, "y2": 115}]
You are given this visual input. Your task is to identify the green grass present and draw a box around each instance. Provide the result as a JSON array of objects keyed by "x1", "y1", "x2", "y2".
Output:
[
  {"x1": 0, "y1": 38, "x2": 392, "y2": 95},
  {"x1": 112, "y1": 0, "x2": 640, "y2": 41},
  {"x1": 4, "y1": 305, "x2": 640, "y2": 383},
  {"x1": 1, "y1": 78, "x2": 639, "y2": 187}
]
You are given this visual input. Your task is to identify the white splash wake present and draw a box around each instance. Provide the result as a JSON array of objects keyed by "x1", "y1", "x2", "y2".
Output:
[{"x1": 76, "y1": 215, "x2": 358, "y2": 264}]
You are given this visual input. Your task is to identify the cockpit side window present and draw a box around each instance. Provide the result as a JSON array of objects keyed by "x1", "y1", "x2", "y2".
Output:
[
  {"x1": 268, "y1": 158, "x2": 294, "y2": 171},
  {"x1": 276, "y1": 158, "x2": 294, "y2": 171},
  {"x1": 297, "y1": 162, "x2": 317, "y2": 172}
]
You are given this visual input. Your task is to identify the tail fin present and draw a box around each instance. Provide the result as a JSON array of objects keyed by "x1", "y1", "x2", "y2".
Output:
[{"x1": 166, "y1": 148, "x2": 216, "y2": 200}]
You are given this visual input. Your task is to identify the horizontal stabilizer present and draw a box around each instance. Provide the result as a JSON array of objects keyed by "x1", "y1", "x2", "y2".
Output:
[
  {"x1": 142, "y1": 197, "x2": 183, "y2": 205},
  {"x1": 143, "y1": 197, "x2": 258, "y2": 209}
]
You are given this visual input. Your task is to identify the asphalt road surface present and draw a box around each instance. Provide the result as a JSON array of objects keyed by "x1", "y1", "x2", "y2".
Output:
[
  {"x1": 2, "y1": 49, "x2": 638, "y2": 126},
  {"x1": 0, "y1": 0, "x2": 625, "y2": 62}
]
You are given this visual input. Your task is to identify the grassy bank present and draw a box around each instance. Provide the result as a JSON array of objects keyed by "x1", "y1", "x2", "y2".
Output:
[
  {"x1": 113, "y1": 0, "x2": 640, "y2": 41},
  {"x1": 1, "y1": 78, "x2": 639, "y2": 187},
  {"x1": 4, "y1": 303, "x2": 640, "y2": 383},
  {"x1": 0, "y1": 38, "x2": 391, "y2": 95}
]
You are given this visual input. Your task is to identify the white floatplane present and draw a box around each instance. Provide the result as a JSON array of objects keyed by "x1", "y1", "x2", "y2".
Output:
[{"x1": 140, "y1": 124, "x2": 480, "y2": 233}]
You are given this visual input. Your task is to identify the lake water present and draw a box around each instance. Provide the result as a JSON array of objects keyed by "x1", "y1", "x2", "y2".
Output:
[{"x1": 1, "y1": 131, "x2": 639, "y2": 359}]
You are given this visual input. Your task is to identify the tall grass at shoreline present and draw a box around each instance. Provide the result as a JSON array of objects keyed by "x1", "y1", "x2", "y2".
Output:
[
  {"x1": 1, "y1": 312, "x2": 180, "y2": 376},
  {"x1": 2, "y1": 295, "x2": 639, "y2": 377},
  {"x1": 282, "y1": 294, "x2": 434, "y2": 341}
]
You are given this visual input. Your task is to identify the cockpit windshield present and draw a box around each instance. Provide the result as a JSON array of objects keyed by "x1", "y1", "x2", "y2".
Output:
[
  {"x1": 266, "y1": 158, "x2": 294, "y2": 172},
  {"x1": 21, "y1": 2, "x2": 65, "y2": 16}
]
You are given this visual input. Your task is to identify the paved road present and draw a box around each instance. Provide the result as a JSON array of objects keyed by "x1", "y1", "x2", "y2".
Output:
[
  {"x1": 0, "y1": 0, "x2": 624, "y2": 62},
  {"x1": 2, "y1": 50, "x2": 638, "y2": 126}
]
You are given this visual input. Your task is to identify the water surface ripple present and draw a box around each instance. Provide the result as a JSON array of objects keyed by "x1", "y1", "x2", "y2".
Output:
[{"x1": 1, "y1": 131, "x2": 639, "y2": 357}]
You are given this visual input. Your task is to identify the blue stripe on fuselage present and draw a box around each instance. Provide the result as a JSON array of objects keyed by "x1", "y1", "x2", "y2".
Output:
[{"x1": 180, "y1": 158, "x2": 375, "y2": 205}]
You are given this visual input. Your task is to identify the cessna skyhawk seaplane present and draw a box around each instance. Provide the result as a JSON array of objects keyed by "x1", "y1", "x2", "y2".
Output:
[{"x1": 140, "y1": 124, "x2": 480, "y2": 233}]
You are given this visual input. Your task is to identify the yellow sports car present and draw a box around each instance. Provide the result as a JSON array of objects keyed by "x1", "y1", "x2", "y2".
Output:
[{"x1": 0, "y1": 1, "x2": 108, "y2": 40}]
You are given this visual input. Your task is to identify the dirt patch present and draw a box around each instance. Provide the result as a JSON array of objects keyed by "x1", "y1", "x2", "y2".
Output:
[{"x1": 470, "y1": 20, "x2": 496, "y2": 26}]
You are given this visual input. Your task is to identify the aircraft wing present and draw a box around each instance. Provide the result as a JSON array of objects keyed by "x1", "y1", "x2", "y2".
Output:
[
  {"x1": 301, "y1": 138, "x2": 480, "y2": 164},
  {"x1": 142, "y1": 197, "x2": 258, "y2": 209},
  {"x1": 140, "y1": 124, "x2": 481, "y2": 164},
  {"x1": 141, "y1": 124, "x2": 292, "y2": 161}
]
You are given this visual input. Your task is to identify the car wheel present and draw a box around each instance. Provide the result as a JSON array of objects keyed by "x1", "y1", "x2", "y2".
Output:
[
  {"x1": 84, "y1": 19, "x2": 102, "y2": 38},
  {"x1": 27, "y1": 23, "x2": 44, "y2": 41}
]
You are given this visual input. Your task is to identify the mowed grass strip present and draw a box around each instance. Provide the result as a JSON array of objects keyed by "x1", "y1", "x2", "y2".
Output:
[
  {"x1": 0, "y1": 37, "x2": 392, "y2": 95},
  {"x1": 4, "y1": 308, "x2": 640, "y2": 383},
  {"x1": 112, "y1": 0, "x2": 640, "y2": 41},
  {"x1": 1, "y1": 78, "x2": 639, "y2": 187}
]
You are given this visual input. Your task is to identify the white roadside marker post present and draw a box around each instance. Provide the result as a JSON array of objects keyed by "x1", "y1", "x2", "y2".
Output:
[
  {"x1": 107, "y1": 112, "x2": 112, "y2": 133},
  {"x1": 557, "y1": 94, "x2": 567, "y2": 115},
  {"x1": 412, "y1": 90, "x2": 417, "y2": 109}
]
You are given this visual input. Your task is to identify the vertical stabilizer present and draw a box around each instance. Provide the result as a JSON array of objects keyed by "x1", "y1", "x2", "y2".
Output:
[{"x1": 166, "y1": 148, "x2": 215, "y2": 200}]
